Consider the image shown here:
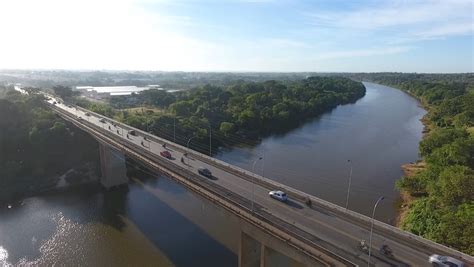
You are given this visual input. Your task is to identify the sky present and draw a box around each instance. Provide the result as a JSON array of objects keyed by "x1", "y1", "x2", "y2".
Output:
[{"x1": 0, "y1": 0, "x2": 472, "y2": 72}]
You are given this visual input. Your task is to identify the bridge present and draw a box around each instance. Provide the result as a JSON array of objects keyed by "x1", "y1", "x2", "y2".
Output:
[{"x1": 44, "y1": 95, "x2": 473, "y2": 267}]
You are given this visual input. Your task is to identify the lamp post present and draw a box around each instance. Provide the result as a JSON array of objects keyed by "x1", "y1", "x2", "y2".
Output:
[
  {"x1": 345, "y1": 159, "x2": 353, "y2": 210},
  {"x1": 209, "y1": 125, "x2": 212, "y2": 157},
  {"x1": 186, "y1": 136, "x2": 197, "y2": 165},
  {"x1": 173, "y1": 116, "x2": 176, "y2": 143},
  {"x1": 187, "y1": 136, "x2": 197, "y2": 149},
  {"x1": 251, "y1": 157, "x2": 263, "y2": 213},
  {"x1": 368, "y1": 196, "x2": 384, "y2": 267}
]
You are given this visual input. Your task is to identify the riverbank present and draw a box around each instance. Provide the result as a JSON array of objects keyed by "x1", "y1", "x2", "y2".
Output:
[
  {"x1": 374, "y1": 79, "x2": 474, "y2": 256},
  {"x1": 378, "y1": 84, "x2": 430, "y2": 227},
  {"x1": 396, "y1": 161, "x2": 426, "y2": 226},
  {"x1": 0, "y1": 163, "x2": 99, "y2": 207}
]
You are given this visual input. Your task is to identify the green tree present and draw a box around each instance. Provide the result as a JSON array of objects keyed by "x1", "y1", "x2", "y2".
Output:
[
  {"x1": 438, "y1": 166, "x2": 474, "y2": 206},
  {"x1": 53, "y1": 85, "x2": 77, "y2": 100},
  {"x1": 419, "y1": 128, "x2": 468, "y2": 157},
  {"x1": 434, "y1": 203, "x2": 474, "y2": 255},
  {"x1": 219, "y1": 122, "x2": 235, "y2": 135}
]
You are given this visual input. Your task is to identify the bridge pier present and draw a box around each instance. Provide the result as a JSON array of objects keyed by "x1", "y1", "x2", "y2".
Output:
[
  {"x1": 99, "y1": 143, "x2": 129, "y2": 189},
  {"x1": 239, "y1": 232, "x2": 309, "y2": 267}
]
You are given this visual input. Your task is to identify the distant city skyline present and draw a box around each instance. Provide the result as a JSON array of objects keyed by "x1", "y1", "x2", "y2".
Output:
[{"x1": 0, "y1": 0, "x2": 472, "y2": 73}]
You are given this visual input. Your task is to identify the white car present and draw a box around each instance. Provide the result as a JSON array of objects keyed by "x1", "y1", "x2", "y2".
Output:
[
  {"x1": 269, "y1": 190, "x2": 288, "y2": 202},
  {"x1": 429, "y1": 254, "x2": 465, "y2": 267}
]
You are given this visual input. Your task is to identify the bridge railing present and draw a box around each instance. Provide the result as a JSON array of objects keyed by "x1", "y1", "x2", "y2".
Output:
[
  {"x1": 68, "y1": 103, "x2": 473, "y2": 264},
  {"x1": 53, "y1": 105, "x2": 356, "y2": 266}
]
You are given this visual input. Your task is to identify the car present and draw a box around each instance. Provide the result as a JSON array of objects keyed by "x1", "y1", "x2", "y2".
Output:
[
  {"x1": 128, "y1": 130, "x2": 137, "y2": 136},
  {"x1": 269, "y1": 190, "x2": 288, "y2": 202},
  {"x1": 99, "y1": 118, "x2": 106, "y2": 123},
  {"x1": 160, "y1": 150, "x2": 172, "y2": 159},
  {"x1": 78, "y1": 116, "x2": 83, "y2": 120},
  {"x1": 85, "y1": 112, "x2": 91, "y2": 116},
  {"x1": 198, "y1": 167, "x2": 212, "y2": 178},
  {"x1": 53, "y1": 101, "x2": 57, "y2": 104},
  {"x1": 429, "y1": 254, "x2": 465, "y2": 267}
]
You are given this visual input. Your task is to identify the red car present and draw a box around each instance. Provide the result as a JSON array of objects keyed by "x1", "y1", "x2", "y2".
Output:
[{"x1": 160, "y1": 150, "x2": 172, "y2": 159}]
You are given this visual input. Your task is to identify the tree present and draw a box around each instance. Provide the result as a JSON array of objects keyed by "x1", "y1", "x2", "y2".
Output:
[
  {"x1": 219, "y1": 122, "x2": 235, "y2": 135},
  {"x1": 438, "y1": 166, "x2": 474, "y2": 206},
  {"x1": 419, "y1": 128, "x2": 468, "y2": 157},
  {"x1": 426, "y1": 138, "x2": 474, "y2": 168},
  {"x1": 401, "y1": 198, "x2": 442, "y2": 239},
  {"x1": 434, "y1": 203, "x2": 474, "y2": 255},
  {"x1": 52, "y1": 85, "x2": 77, "y2": 100}
]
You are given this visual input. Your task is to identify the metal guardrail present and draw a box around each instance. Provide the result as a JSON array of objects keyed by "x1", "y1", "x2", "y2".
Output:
[
  {"x1": 59, "y1": 102, "x2": 474, "y2": 265},
  {"x1": 51, "y1": 105, "x2": 356, "y2": 266}
]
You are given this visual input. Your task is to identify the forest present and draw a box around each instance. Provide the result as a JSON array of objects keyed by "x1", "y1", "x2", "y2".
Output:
[
  {"x1": 0, "y1": 88, "x2": 99, "y2": 202},
  {"x1": 76, "y1": 77, "x2": 366, "y2": 153},
  {"x1": 362, "y1": 73, "x2": 474, "y2": 255}
]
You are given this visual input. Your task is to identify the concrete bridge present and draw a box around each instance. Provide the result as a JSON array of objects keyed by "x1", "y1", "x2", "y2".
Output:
[{"x1": 45, "y1": 96, "x2": 474, "y2": 267}]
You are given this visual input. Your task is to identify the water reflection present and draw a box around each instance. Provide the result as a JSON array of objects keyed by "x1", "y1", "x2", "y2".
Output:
[{"x1": 0, "y1": 161, "x2": 238, "y2": 266}]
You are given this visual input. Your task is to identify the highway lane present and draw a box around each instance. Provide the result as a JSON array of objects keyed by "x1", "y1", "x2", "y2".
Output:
[{"x1": 47, "y1": 98, "x2": 472, "y2": 267}]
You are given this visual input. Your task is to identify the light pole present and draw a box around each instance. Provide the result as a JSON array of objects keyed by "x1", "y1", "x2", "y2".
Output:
[
  {"x1": 209, "y1": 125, "x2": 212, "y2": 157},
  {"x1": 173, "y1": 116, "x2": 176, "y2": 143},
  {"x1": 187, "y1": 135, "x2": 197, "y2": 149},
  {"x1": 251, "y1": 157, "x2": 263, "y2": 213},
  {"x1": 345, "y1": 159, "x2": 353, "y2": 210},
  {"x1": 186, "y1": 135, "x2": 197, "y2": 165},
  {"x1": 368, "y1": 196, "x2": 384, "y2": 267}
]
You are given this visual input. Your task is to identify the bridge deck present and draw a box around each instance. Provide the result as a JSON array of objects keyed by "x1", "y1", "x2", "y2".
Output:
[{"x1": 46, "y1": 96, "x2": 474, "y2": 267}]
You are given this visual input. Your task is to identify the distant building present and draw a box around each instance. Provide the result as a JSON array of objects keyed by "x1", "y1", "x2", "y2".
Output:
[{"x1": 75, "y1": 85, "x2": 162, "y2": 100}]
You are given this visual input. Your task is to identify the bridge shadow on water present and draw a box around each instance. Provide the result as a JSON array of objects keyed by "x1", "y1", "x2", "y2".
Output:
[
  {"x1": 114, "y1": 157, "x2": 237, "y2": 267},
  {"x1": 0, "y1": 156, "x2": 237, "y2": 267}
]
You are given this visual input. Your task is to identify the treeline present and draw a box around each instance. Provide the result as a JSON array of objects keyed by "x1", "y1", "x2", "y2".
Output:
[
  {"x1": 0, "y1": 91, "x2": 99, "y2": 202},
  {"x1": 80, "y1": 77, "x2": 365, "y2": 153},
  {"x1": 366, "y1": 74, "x2": 474, "y2": 255}
]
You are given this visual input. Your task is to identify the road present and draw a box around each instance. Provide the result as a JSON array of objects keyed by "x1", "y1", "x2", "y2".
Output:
[{"x1": 46, "y1": 97, "x2": 473, "y2": 267}]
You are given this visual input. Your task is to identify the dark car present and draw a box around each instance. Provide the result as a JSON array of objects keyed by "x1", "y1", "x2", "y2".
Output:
[
  {"x1": 85, "y1": 112, "x2": 91, "y2": 116},
  {"x1": 160, "y1": 150, "x2": 172, "y2": 159},
  {"x1": 99, "y1": 118, "x2": 106, "y2": 123},
  {"x1": 128, "y1": 130, "x2": 137, "y2": 136},
  {"x1": 198, "y1": 167, "x2": 212, "y2": 178}
]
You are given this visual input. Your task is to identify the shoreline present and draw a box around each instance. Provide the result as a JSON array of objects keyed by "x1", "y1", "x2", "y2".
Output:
[{"x1": 386, "y1": 84, "x2": 431, "y2": 227}]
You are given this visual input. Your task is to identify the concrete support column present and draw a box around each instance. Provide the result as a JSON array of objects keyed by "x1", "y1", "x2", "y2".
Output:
[
  {"x1": 261, "y1": 246, "x2": 306, "y2": 267},
  {"x1": 239, "y1": 232, "x2": 261, "y2": 267},
  {"x1": 99, "y1": 143, "x2": 129, "y2": 189},
  {"x1": 239, "y1": 230, "x2": 309, "y2": 267}
]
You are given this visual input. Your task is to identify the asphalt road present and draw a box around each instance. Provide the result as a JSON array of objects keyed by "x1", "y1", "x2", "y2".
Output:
[{"x1": 46, "y1": 97, "x2": 472, "y2": 267}]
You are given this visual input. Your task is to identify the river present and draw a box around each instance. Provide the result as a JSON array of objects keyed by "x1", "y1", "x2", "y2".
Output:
[
  {"x1": 0, "y1": 82, "x2": 426, "y2": 266},
  {"x1": 217, "y1": 82, "x2": 426, "y2": 223}
]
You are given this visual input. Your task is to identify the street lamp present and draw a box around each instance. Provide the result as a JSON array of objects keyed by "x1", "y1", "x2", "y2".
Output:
[
  {"x1": 251, "y1": 157, "x2": 263, "y2": 213},
  {"x1": 187, "y1": 135, "x2": 197, "y2": 149},
  {"x1": 345, "y1": 159, "x2": 353, "y2": 210},
  {"x1": 368, "y1": 196, "x2": 384, "y2": 267},
  {"x1": 208, "y1": 125, "x2": 212, "y2": 157},
  {"x1": 186, "y1": 135, "x2": 198, "y2": 165},
  {"x1": 173, "y1": 116, "x2": 176, "y2": 143}
]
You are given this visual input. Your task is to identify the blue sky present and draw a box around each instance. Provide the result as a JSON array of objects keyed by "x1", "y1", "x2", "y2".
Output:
[{"x1": 0, "y1": 0, "x2": 472, "y2": 72}]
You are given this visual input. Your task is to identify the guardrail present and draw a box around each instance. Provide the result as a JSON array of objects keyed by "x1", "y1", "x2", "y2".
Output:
[
  {"x1": 52, "y1": 104, "x2": 356, "y2": 266},
  {"x1": 64, "y1": 102, "x2": 474, "y2": 264}
]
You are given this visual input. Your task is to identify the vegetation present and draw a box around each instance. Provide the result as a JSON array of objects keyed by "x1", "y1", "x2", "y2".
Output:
[
  {"x1": 0, "y1": 91, "x2": 99, "y2": 202},
  {"x1": 75, "y1": 77, "x2": 365, "y2": 153},
  {"x1": 360, "y1": 73, "x2": 474, "y2": 255}
]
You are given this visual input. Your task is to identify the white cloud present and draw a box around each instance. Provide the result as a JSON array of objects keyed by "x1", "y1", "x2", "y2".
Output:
[
  {"x1": 307, "y1": 0, "x2": 473, "y2": 42},
  {"x1": 309, "y1": 0, "x2": 472, "y2": 29},
  {"x1": 416, "y1": 22, "x2": 474, "y2": 39}
]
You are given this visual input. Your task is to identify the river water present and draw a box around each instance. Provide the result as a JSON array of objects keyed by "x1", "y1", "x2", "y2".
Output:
[
  {"x1": 0, "y1": 82, "x2": 426, "y2": 266},
  {"x1": 216, "y1": 82, "x2": 426, "y2": 223}
]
